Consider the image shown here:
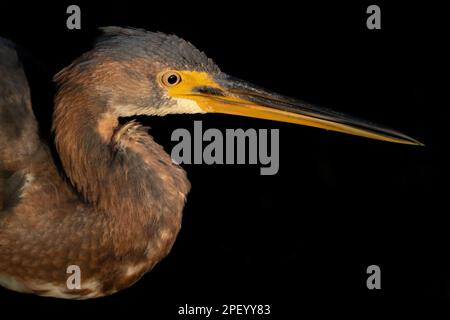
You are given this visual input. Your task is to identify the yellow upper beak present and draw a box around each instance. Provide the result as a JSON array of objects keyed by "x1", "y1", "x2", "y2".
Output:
[{"x1": 166, "y1": 70, "x2": 423, "y2": 146}]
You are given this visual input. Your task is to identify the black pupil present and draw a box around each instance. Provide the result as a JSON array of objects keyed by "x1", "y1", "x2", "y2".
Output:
[{"x1": 167, "y1": 74, "x2": 178, "y2": 85}]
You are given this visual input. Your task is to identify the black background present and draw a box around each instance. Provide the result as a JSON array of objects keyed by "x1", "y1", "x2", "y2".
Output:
[{"x1": 0, "y1": 0, "x2": 447, "y2": 317}]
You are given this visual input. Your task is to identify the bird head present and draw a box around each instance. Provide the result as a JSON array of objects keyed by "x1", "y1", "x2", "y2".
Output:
[{"x1": 56, "y1": 27, "x2": 421, "y2": 146}]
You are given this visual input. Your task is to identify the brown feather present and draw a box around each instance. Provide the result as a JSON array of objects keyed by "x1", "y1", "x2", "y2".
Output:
[{"x1": 0, "y1": 35, "x2": 191, "y2": 298}]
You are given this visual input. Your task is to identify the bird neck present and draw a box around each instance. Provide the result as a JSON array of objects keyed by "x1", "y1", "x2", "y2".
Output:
[{"x1": 53, "y1": 91, "x2": 190, "y2": 242}]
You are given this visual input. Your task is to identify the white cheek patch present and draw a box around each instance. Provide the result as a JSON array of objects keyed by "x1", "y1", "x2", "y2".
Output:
[
  {"x1": 172, "y1": 97, "x2": 205, "y2": 114},
  {"x1": 113, "y1": 98, "x2": 205, "y2": 117},
  {"x1": 142, "y1": 98, "x2": 205, "y2": 116}
]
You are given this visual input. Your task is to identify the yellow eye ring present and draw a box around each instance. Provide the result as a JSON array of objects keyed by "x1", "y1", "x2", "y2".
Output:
[{"x1": 160, "y1": 71, "x2": 182, "y2": 87}]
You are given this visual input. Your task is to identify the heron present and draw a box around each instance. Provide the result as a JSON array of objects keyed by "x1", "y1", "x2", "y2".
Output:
[{"x1": 0, "y1": 27, "x2": 421, "y2": 299}]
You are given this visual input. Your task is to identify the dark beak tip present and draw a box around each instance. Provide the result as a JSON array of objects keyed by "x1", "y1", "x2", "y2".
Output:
[{"x1": 417, "y1": 141, "x2": 426, "y2": 147}]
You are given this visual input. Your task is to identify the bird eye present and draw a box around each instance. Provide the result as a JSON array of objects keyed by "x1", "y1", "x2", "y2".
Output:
[{"x1": 161, "y1": 71, "x2": 182, "y2": 87}]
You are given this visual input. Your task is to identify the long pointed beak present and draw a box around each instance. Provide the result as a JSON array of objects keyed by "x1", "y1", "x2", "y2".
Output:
[{"x1": 188, "y1": 74, "x2": 422, "y2": 146}]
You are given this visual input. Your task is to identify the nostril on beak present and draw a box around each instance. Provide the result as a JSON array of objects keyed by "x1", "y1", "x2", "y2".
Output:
[{"x1": 192, "y1": 86, "x2": 225, "y2": 96}]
